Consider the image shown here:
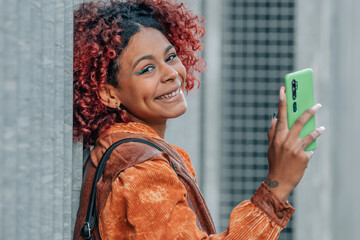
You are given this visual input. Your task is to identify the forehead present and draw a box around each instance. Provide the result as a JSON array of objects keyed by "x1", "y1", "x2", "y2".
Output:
[{"x1": 118, "y1": 27, "x2": 172, "y2": 68}]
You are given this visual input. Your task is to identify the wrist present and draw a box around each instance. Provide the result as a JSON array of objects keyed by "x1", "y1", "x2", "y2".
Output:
[{"x1": 264, "y1": 176, "x2": 292, "y2": 202}]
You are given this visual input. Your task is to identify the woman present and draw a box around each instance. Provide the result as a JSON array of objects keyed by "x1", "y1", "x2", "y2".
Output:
[{"x1": 73, "y1": 0, "x2": 325, "y2": 239}]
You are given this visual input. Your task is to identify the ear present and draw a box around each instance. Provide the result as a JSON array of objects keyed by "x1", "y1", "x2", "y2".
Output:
[{"x1": 99, "y1": 83, "x2": 121, "y2": 109}]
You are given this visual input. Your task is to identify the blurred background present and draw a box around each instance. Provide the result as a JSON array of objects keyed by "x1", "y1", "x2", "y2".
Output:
[{"x1": 1, "y1": 0, "x2": 359, "y2": 239}]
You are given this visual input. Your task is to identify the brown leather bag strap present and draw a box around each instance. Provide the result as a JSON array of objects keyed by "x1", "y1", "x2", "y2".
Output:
[{"x1": 80, "y1": 138, "x2": 171, "y2": 240}]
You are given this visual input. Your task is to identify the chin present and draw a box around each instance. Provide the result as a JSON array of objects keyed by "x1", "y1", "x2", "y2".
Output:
[{"x1": 167, "y1": 104, "x2": 187, "y2": 119}]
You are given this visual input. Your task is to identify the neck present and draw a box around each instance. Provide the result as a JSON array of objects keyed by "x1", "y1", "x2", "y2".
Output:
[
  {"x1": 121, "y1": 105, "x2": 167, "y2": 138},
  {"x1": 128, "y1": 115, "x2": 167, "y2": 139},
  {"x1": 147, "y1": 122, "x2": 167, "y2": 139}
]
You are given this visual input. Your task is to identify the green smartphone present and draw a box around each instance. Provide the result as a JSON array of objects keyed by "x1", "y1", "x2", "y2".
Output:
[{"x1": 284, "y1": 68, "x2": 316, "y2": 151}]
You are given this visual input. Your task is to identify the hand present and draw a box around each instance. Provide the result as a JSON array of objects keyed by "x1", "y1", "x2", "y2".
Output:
[{"x1": 266, "y1": 86, "x2": 325, "y2": 202}]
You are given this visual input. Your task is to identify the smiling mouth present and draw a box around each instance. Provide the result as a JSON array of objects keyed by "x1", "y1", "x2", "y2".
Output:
[{"x1": 155, "y1": 87, "x2": 181, "y2": 100}]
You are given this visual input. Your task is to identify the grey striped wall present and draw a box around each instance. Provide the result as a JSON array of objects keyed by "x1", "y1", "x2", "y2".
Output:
[{"x1": 0, "y1": 0, "x2": 82, "y2": 239}]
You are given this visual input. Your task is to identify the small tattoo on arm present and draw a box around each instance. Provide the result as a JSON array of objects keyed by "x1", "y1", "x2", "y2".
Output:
[
  {"x1": 264, "y1": 177, "x2": 279, "y2": 188},
  {"x1": 301, "y1": 143, "x2": 306, "y2": 148}
]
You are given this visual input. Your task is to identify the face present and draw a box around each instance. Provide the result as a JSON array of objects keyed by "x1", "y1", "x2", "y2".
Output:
[{"x1": 113, "y1": 27, "x2": 187, "y2": 126}]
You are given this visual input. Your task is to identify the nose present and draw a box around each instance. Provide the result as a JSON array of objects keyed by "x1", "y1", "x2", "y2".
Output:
[{"x1": 160, "y1": 63, "x2": 178, "y2": 83}]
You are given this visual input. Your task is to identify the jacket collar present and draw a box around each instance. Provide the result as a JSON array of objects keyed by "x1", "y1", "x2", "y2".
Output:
[
  {"x1": 97, "y1": 122, "x2": 162, "y2": 144},
  {"x1": 93, "y1": 122, "x2": 197, "y2": 182}
]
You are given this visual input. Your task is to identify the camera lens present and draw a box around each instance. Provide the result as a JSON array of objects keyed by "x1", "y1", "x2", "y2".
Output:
[
  {"x1": 292, "y1": 79, "x2": 298, "y2": 89},
  {"x1": 291, "y1": 79, "x2": 298, "y2": 100},
  {"x1": 293, "y1": 102, "x2": 297, "y2": 112}
]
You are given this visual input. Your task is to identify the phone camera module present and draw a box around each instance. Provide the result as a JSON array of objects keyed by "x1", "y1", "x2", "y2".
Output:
[
  {"x1": 292, "y1": 79, "x2": 298, "y2": 89},
  {"x1": 292, "y1": 79, "x2": 298, "y2": 100}
]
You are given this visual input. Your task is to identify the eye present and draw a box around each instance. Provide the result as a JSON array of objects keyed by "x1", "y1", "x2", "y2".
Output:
[
  {"x1": 134, "y1": 65, "x2": 156, "y2": 75},
  {"x1": 166, "y1": 53, "x2": 177, "y2": 62}
]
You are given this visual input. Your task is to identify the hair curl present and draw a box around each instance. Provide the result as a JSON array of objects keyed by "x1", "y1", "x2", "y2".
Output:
[{"x1": 73, "y1": 0, "x2": 206, "y2": 146}]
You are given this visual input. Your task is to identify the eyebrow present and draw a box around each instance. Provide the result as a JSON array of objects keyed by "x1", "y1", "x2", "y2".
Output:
[
  {"x1": 132, "y1": 45, "x2": 175, "y2": 69},
  {"x1": 164, "y1": 45, "x2": 174, "y2": 55}
]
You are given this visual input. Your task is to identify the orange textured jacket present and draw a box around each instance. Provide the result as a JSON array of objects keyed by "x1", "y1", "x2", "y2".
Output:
[{"x1": 76, "y1": 122, "x2": 294, "y2": 239}]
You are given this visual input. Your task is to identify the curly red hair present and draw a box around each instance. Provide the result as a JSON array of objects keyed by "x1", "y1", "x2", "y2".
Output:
[{"x1": 73, "y1": 0, "x2": 206, "y2": 146}]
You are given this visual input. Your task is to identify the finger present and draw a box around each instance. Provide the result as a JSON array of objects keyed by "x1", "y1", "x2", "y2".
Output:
[
  {"x1": 299, "y1": 126, "x2": 325, "y2": 150},
  {"x1": 268, "y1": 114, "x2": 277, "y2": 146},
  {"x1": 275, "y1": 86, "x2": 288, "y2": 137},
  {"x1": 290, "y1": 103, "x2": 322, "y2": 137},
  {"x1": 304, "y1": 150, "x2": 314, "y2": 160}
]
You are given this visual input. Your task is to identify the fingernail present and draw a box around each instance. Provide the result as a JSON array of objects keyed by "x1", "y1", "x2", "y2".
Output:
[
  {"x1": 279, "y1": 86, "x2": 285, "y2": 100},
  {"x1": 272, "y1": 112, "x2": 277, "y2": 119},
  {"x1": 318, "y1": 126, "x2": 325, "y2": 133},
  {"x1": 314, "y1": 103, "x2": 322, "y2": 109}
]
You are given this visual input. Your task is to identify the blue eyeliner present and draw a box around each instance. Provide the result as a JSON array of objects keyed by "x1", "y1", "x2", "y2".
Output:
[
  {"x1": 132, "y1": 65, "x2": 155, "y2": 75},
  {"x1": 132, "y1": 53, "x2": 177, "y2": 75},
  {"x1": 132, "y1": 70, "x2": 145, "y2": 75}
]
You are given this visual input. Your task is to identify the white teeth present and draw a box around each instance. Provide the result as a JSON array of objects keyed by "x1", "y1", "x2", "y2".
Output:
[{"x1": 158, "y1": 88, "x2": 180, "y2": 100}]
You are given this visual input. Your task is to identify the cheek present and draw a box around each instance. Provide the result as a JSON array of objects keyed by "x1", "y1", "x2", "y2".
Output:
[
  {"x1": 130, "y1": 79, "x2": 157, "y2": 101},
  {"x1": 176, "y1": 61, "x2": 187, "y2": 84},
  {"x1": 178, "y1": 61, "x2": 186, "y2": 78}
]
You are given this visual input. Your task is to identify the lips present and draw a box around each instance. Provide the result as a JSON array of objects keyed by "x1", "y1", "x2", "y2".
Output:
[{"x1": 155, "y1": 86, "x2": 181, "y2": 100}]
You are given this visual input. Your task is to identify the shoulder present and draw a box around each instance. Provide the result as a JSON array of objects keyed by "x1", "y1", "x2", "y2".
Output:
[
  {"x1": 91, "y1": 130, "x2": 166, "y2": 167},
  {"x1": 113, "y1": 159, "x2": 185, "y2": 195}
]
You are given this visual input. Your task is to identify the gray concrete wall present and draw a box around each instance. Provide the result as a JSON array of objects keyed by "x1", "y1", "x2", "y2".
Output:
[
  {"x1": 295, "y1": 0, "x2": 360, "y2": 239},
  {"x1": 0, "y1": 0, "x2": 79, "y2": 239}
]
